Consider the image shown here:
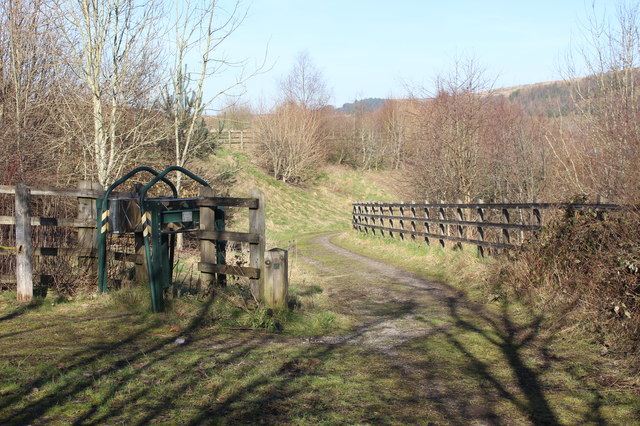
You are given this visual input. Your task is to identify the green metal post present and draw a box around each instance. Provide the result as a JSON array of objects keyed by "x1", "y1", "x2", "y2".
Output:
[
  {"x1": 160, "y1": 233, "x2": 171, "y2": 290},
  {"x1": 150, "y1": 204, "x2": 164, "y2": 312}
]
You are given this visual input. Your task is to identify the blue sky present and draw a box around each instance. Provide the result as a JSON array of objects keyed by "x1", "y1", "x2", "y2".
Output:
[{"x1": 206, "y1": 0, "x2": 614, "y2": 109}]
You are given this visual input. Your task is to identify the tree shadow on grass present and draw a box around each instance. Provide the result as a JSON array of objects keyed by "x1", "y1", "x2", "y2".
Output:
[
  {"x1": 0, "y1": 255, "x2": 633, "y2": 424},
  {"x1": 0, "y1": 298, "x2": 43, "y2": 322},
  {"x1": 402, "y1": 284, "x2": 618, "y2": 425},
  {"x1": 0, "y1": 292, "x2": 228, "y2": 425}
]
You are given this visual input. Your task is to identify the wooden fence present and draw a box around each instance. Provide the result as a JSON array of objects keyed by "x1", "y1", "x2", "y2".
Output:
[
  {"x1": 219, "y1": 129, "x2": 383, "y2": 152},
  {"x1": 197, "y1": 188, "x2": 266, "y2": 300},
  {"x1": 221, "y1": 130, "x2": 256, "y2": 151},
  {"x1": 0, "y1": 182, "x2": 105, "y2": 300},
  {"x1": 0, "y1": 182, "x2": 283, "y2": 307},
  {"x1": 352, "y1": 201, "x2": 621, "y2": 256}
]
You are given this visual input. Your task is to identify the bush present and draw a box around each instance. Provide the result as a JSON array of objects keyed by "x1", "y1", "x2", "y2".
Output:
[{"x1": 496, "y1": 208, "x2": 640, "y2": 357}]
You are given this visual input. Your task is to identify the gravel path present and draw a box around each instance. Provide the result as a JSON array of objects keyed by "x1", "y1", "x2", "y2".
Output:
[{"x1": 301, "y1": 233, "x2": 456, "y2": 352}]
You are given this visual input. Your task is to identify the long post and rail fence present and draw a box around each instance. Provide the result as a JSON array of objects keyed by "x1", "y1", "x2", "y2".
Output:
[{"x1": 352, "y1": 200, "x2": 621, "y2": 256}]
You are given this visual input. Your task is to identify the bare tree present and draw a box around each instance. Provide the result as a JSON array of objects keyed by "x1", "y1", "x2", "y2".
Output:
[
  {"x1": 56, "y1": 0, "x2": 164, "y2": 186},
  {"x1": 279, "y1": 51, "x2": 330, "y2": 109},
  {"x1": 558, "y1": 0, "x2": 640, "y2": 202},
  {"x1": 0, "y1": 0, "x2": 70, "y2": 184},
  {"x1": 353, "y1": 102, "x2": 386, "y2": 170},
  {"x1": 164, "y1": 0, "x2": 264, "y2": 193},
  {"x1": 378, "y1": 99, "x2": 408, "y2": 170},
  {"x1": 256, "y1": 52, "x2": 329, "y2": 182},
  {"x1": 256, "y1": 102, "x2": 324, "y2": 183},
  {"x1": 408, "y1": 58, "x2": 493, "y2": 202}
]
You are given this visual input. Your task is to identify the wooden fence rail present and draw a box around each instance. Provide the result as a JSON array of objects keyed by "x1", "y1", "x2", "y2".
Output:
[{"x1": 352, "y1": 201, "x2": 621, "y2": 256}]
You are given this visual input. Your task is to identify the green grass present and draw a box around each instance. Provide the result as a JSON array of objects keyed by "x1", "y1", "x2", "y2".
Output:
[
  {"x1": 214, "y1": 154, "x2": 397, "y2": 243},
  {"x1": 2, "y1": 161, "x2": 639, "y2": 424},
  {"x1": 329, "y1": 230, "x2": 640, "y2": 424},
  {"x1": 0, "y1": 290, "x2": 440, "y2": 424}
]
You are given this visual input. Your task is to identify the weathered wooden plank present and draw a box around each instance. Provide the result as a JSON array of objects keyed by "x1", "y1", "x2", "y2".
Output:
[
  {"x1": 134, "y1": 232, "x2": 147, "y2": 283},
  {"x1": 263, "y1": 249, "x2": 288, "y2": 309},
  {"x1": 0, "y1": 216, "x2": 95, "y2": 227},
  {"x1": 199, "y1": 187, "x2": 217, "y2": 289},
  {"x1": 197, "y1": 230, "x2": 260, "y2": 244},
  {"x1": 0, "y1": 274, "x2": 54, "y2": 284},
  {"x1": 197, "y1": 197, "x2": 259, "y2": 209},
  {"x1": 0, "y1": 185, "x2": 104, "y2": 198},
  {"x1": 78, "y1": 181, "x2": 102, "y2": 280},
  {"x1": 198, "y1": 262, "x2": 260, "y2": 279},
  {"x1": 112, "y1": 252, "x2": 142, "y2": 263},
  {"x1": 0, "y1": 247, "x2": 96, "y2": 257},
  {"x1": 15, "y1": 184, "x2": 33, "y2": 302}
]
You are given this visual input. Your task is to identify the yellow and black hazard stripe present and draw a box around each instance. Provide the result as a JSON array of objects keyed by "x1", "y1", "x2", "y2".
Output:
[
  {"x1": 141, "y1": 211, "x2": 152, "y2": 237},
  {"x1": 101, "y1": 209, "x2": 110, "y2": 234}
]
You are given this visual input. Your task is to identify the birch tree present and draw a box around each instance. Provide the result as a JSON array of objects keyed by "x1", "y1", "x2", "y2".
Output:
[
  {"x1": 255, "y1": 52, "x2": 329, "y2": 182},
  {"x1": 58, "y1": 0, "x2": 164, "y2": 186}
]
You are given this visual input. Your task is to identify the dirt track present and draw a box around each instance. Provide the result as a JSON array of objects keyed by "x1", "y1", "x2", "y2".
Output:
[{"x1": 302, "y1": 233, "x2": 455, "y2": 351}]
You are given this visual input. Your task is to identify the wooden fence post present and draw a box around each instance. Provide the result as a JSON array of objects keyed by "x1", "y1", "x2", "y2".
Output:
[
  {"x1": 363, "y1": 203, "x2": 370, "y2": 234},
  {"x1": 249, "y1": 188, "x2": 265, "y2": 301},
  {"x1": 423, "y1": 201, "x2": 431, "y2": 246},
  {"x1": 352, "y1": 203, "x2": 357, "y2": 230},
  {"x1": 16, "y1": 183, "x2": 33, "y2": 302},
  {"x1": 501, "y1": 204, "x2": 511, "y2": 253},
  {"x1": 388, "y1": 205, "x2": 395, "y2": 239},
  {"x1": 77, "y1": 181, "x2": 102, "y2": 281},
  {"x1": 410, "y1": 201, "x2": 417, "y2": 241},
  {"x1": 371, "y1": 203, "x2": 377, "y2": 236},
  {"x1": 264, "y1": 248, "x2": 288, "y2": 309},
  {"x1": 476, "y1": 199, "x2": 486, "y2": 257},
  {"x1": 438, "y1": 202, "x2": 446, "y2": 248},
  {"x1": 532, "y1": 199, "x2": 541, "y2": 237},
  {"x1": 596, "y1": 195, "x2": 607, "y2": 220},
  {"x1": 398, "y1": 202, "x2": 405, "y2": 241},
  {"x1": 455, "y1": 199, "x2": 464, "y2": 250},
  {"x1": 199, "y1": 187, "x2": 217, "y2": 289}
]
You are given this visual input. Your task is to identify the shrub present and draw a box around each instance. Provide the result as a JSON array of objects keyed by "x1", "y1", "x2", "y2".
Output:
[{"x1": 496, "y1": 208, "x2": 640, "y2": 357}]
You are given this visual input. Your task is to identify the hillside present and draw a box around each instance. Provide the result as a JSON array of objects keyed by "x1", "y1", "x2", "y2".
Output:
[
  {"x1": 198, "y1": 149, "x2": 401, "y2": 242},
  {"x1": 490, "y1": 79, "x2": 575, "y2": 116},
  {"x1": 337, "y1": 98, "x2": 388, "y2": 113}
]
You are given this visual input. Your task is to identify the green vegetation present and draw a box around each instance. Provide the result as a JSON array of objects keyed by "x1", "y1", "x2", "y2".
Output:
[
  {"x1": 1, "y1": 164, "x2": 639, "y2": 424},
  {"x1": 331, "y1": 231, "x2": 640, "y2": 424}
]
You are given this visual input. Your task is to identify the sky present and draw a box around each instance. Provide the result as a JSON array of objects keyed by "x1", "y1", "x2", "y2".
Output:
[{"x1": 205, "y1": 0, "x2": 615, "y2": 109}]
